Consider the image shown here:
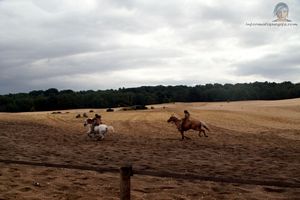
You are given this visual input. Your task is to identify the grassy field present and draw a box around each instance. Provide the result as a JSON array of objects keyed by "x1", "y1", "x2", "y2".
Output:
[{"x1": 0, "y1": 99, "x2": 300, "y2": 199}]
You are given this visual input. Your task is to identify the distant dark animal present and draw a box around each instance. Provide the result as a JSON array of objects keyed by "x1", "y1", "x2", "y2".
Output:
[
  {"x1": 121, "y1": 105, "x2": 148, "y2": 111},
  {"x1": 167, "y1": 115, "x2": 209, "y2": 140},
  {"x1": 76, "y1": 114, "x2": 81, "y2": 118},
  {"x1": 106, "y1": 108, "x2": 114, "y2": 112},
  {"x1": 51, "y1": 111, "x2": 61, "y2": 114}
]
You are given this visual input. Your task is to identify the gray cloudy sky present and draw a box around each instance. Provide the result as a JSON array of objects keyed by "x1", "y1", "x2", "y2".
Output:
[{"x1": 0, "y1": 0, "x2": 300, "y2": 94}]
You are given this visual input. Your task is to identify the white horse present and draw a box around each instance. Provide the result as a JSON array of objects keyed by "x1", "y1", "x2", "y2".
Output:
[{"x1": 84, "y1": 119, "x2": 115, "y2": 140}]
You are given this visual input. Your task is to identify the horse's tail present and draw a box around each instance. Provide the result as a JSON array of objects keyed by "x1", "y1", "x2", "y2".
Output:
[{"x1": 107, "y1": 126, "x2": 115, "y2": 133}]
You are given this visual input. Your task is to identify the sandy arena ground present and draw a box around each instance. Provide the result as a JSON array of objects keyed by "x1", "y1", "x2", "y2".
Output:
[{"x1": 0, "y1": 99, "x2": 300, "y2": 199}]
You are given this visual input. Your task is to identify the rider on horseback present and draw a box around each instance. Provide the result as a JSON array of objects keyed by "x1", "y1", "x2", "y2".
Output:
[
  {"x1": 180, "y1": 110, "x2": 190, "y2": 131},
  {"x1": 91, "y1": 114, "x2": 102, "y2": 134}
]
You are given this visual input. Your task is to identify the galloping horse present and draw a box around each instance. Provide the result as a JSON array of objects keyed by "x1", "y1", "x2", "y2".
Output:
[
  {"x1": 167, "y1": 115, "x2": 209, "y2": 140},
  {"x1": 84, "y1": 118, "x2": 115, "y2": 140}
]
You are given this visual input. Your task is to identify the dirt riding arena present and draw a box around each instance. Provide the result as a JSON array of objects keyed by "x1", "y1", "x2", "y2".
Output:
[{"x1": 0, "y1": 99, "x2": 300, "y2": 199}]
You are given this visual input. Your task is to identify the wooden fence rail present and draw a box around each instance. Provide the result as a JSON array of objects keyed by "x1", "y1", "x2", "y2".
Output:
[{"x1": 1, "y1": 159, "x2": 299, "y2": 188}]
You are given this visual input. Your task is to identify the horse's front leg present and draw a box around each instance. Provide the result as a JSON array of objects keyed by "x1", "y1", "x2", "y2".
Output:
[
  {"x1": 180, "y1": 131, "x2": 185, "y2": 140},
  {"x1": 184, "y1": 135, "x2": 191, "y2": 140},
  {"x1": 87, "y1": 129, "x2": 93, "y2": 138},
  {"x1": 198, "y1": 131, "x2": 202, "y2": 137},
  {"x1": 180, "y1": 131, "x2": 191, "y2": 140}
]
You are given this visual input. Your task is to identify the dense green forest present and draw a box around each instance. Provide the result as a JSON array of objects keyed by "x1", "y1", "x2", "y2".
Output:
[{"x1": 0, "y1": 82, "x2": 300, "y2": 112}]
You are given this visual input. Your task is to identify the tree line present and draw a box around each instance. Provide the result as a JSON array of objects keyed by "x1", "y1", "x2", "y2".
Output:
[{"x1": 0, "y1": 81, "x2": 299, "y2": 112}]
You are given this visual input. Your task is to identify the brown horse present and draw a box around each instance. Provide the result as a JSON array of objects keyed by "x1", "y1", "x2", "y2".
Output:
[{"x1": 167, "y1": 115, "x2": 209, "y2": 140}]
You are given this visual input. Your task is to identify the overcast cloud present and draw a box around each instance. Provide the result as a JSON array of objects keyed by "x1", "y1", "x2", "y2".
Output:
[{"x1": 0, "y1": 0, "x2": 299, "y2": 94}]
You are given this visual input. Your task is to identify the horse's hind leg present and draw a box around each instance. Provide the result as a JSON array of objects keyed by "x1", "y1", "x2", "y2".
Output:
[{"x1": 202, "y1": 129, "x2": 208, "y2": 137}]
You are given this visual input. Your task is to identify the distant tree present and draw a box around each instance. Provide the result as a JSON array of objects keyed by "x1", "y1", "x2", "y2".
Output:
[
  {"x1": 44, "y1": 88, "x2": 59, "y2": 96},
  {"x1": 0, "y1": 82, "x2": 300, "y2": 112},
  {"x1": 29, "y1": 90, "x2": 44, "y2": 96}
]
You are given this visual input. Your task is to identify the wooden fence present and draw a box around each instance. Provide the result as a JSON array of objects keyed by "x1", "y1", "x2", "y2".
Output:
[{"x1": 0, "y1": 159, "x2": 299, "y2": 200}]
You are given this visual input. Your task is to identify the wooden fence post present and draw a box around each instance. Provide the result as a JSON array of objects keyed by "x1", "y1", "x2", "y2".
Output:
[{"x1": 120, "y1": 164, "x2": 133, "y2": 200}]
